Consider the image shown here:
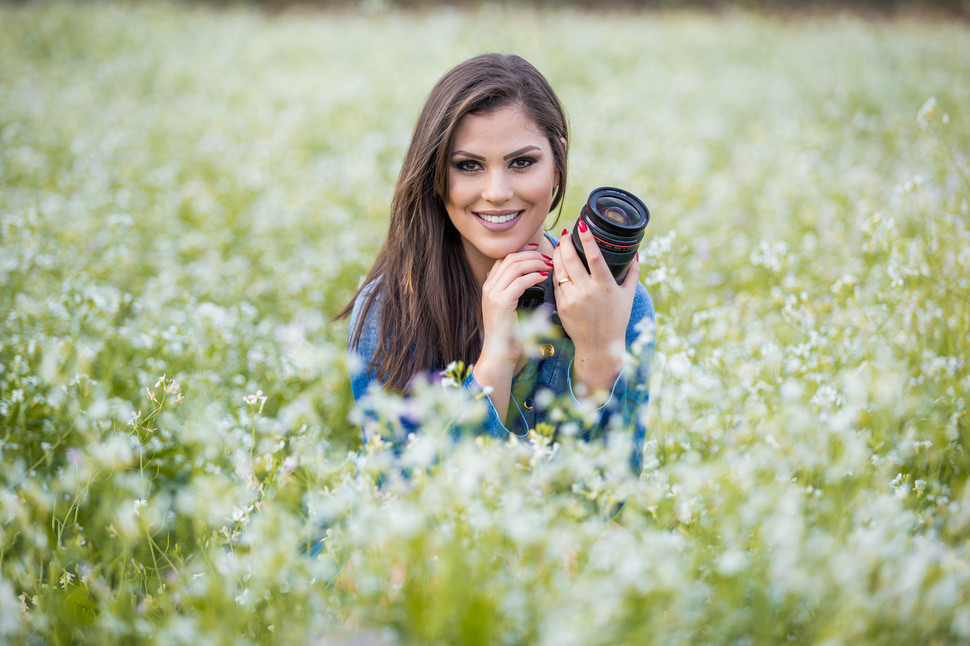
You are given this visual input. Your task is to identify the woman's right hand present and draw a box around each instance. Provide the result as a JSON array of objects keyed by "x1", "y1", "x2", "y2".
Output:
[{"x1": 473, "y1": 245, "x2": 552, "y2": 421}]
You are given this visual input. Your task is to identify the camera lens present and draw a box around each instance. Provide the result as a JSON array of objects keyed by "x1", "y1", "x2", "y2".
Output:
[
  {"x1": 596, "y1": 197, "x2": 639, "y2": 227},
  {"x1": 602, "y1": 207, "x2": 629, "y2": 226},
  {"x1": 573, "y1": 187, "x2": 650, "y2": 282}
]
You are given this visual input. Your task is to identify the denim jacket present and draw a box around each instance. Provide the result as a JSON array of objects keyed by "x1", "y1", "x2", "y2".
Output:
[{"x1": 348, "y1": 271, "x2": 654, "y2": 473}]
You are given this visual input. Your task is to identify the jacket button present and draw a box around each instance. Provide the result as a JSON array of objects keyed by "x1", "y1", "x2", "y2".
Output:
[
  {"x1": 523, "y1": 398, "x2": 534, "y2": 410},
  {"x1": 539, "y1": 343, "x2": 555, "y2": 359}
]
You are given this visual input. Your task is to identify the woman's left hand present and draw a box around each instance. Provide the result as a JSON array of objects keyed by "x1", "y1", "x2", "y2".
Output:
[{"x1": 552, "y1": 223, "x2": 641, "y2": 399}]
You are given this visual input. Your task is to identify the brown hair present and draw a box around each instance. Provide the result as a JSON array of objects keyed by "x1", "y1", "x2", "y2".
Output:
[{"x1": 335, "y1": 53, "x2": 569, "y2": 391}]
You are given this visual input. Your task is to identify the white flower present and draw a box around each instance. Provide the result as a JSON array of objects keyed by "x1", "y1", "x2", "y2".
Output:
[
  {"x1": 242, "y1": 390, "x2": 267, "y2": 413},
  {"x1": 127, "y1": 410, "x2": 142, "y2": 427},
  {"x1": 914, "y1": 480, "x2": 927, "y2": 497}
]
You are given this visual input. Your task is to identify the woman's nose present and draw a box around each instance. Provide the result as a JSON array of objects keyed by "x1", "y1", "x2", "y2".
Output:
[{"x1": 482, "y1": 170, "x2": 513, "y2": 203}]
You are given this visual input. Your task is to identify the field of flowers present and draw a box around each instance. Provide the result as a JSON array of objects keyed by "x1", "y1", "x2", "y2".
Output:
[{"x1": 2, "y1": 2, "x2": 970, "y2": 644}]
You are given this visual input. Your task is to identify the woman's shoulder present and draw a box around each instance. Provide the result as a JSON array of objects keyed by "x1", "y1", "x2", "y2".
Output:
[
  {"x1": 348, "y1": 276, "x2": 385, "y2": 350},
  {"x1": 350, "y1": 276, "x2": 384, "y2": 316},
  {"x1": 627, "y1": 282, "x2": 654, "y2": 347},
  {"x1": 632, "y1": 282, "x2": 653, "y2": 319}
]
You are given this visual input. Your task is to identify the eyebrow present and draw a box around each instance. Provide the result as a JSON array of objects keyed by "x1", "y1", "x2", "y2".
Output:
[{"x1": 450, "y1": 145, "x2": 543, "y2": 161}]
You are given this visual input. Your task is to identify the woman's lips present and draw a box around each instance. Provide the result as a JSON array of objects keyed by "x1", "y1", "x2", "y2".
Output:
[{"x1": 475, "y1": 210, "x2": 522, "y2": 224}]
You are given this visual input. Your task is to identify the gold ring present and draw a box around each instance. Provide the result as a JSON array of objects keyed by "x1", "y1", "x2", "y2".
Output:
[{"x1": 557, "y1": 277, "x2": 572, "y2": 286}]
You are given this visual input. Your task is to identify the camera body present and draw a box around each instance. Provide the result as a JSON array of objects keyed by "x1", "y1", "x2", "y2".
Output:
[{"x1": 518, "y1": 186, "x2": 650, "y2": 313}]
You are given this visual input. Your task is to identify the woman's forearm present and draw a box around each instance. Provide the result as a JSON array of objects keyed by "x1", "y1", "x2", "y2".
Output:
[{"x1": 572, "y1": 341, "x2": 624, "y2": 405}]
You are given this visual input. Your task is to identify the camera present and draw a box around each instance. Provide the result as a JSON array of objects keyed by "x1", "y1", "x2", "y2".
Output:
[{"x1": 518, "y1": 186, "x2": 650, "y2": 312}]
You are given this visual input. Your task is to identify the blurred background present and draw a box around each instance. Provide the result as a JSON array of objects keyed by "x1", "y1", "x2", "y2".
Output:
[{"x1": 2, "y1": 1, "x2": 969, "y2": 644}]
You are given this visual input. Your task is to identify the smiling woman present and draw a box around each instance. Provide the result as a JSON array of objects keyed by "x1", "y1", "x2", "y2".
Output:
[{"x1": 334, "y1": 53, "x2": 654, "y2": 470}]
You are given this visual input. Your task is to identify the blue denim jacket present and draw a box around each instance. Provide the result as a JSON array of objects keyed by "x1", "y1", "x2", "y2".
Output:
[{"x1": 348, "y1": 269, "x2": 654, "y2": 473}]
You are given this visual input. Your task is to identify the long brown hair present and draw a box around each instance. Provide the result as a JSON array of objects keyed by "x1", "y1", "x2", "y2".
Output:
[{"x1": 335, "y1": 53, "x2": 569, "y2": 391}]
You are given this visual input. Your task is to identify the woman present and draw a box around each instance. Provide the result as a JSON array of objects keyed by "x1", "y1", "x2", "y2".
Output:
[{"x1": 336, "y1": 53, "x2": 653, "y2": 472}]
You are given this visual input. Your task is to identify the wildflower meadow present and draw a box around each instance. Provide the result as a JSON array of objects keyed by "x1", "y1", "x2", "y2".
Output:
[{"x1": 1, "y1": 2, "x2": 969, "y2": 644}]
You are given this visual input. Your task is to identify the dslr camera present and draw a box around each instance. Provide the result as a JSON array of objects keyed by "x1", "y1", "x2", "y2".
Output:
[{"x1": 517, "y1": 186, "x2": 650, "y2": 312}]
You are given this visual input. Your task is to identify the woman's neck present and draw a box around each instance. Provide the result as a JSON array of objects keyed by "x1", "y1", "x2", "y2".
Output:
[{"x1": 463, "y1": 249, "x2": 494, "y2": 289}]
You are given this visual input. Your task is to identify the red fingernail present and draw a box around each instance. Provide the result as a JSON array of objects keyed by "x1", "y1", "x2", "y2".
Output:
[
  {"x1": 545, "y1": 261, "x2": 553, "y2": 267},
  {"x1": 561, "y1": 228, "x2": 568, "y2": 236},
  {"x1": 578, "y1": 220, "x2": 588, "y2": 233},
  {"x1": 539, "y1": 271, "x2": 549, "y2": 277},
  {"x1": 527, "y1": 243, "x2": 540, "y2": 247},
  {"x1": 540, "y1": 253, "x2": 552, "y2": 260},
  {"x1": 635, "y1": 251, "x2": 639, "y2": 261}
]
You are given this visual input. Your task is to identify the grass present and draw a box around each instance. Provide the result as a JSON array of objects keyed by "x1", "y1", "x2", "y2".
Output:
[{"x1": 1, "y1": 2, "x2": 969, "y2": 644}]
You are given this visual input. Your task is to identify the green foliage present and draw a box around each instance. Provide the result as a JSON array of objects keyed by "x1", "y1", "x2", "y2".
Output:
[{"x1": 2, "y1": 2, "x2": 970, "y2": 644}]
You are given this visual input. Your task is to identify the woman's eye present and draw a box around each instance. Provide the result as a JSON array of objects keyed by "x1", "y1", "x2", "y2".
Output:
[
  {"x1": 454, "y1": 160, "x2": 482, "y2": 172},
  {"x1": 510, "y1": 157, "x2": 537, "y2": 170}
]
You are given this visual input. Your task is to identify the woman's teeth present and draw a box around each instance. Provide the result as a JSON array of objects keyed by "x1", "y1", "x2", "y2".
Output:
[{"x1": 477, "y1": 212, "x2": 520, "y2": 224}]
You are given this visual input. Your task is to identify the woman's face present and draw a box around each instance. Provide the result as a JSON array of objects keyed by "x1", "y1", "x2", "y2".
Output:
[{"x1": 444, "y1": 104, "x2": 559, "y2": 277}]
